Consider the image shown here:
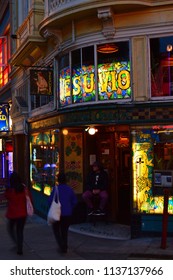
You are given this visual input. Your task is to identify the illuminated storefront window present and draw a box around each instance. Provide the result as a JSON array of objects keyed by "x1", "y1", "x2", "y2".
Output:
[
  {"x1": 59, "y1": 42, "x2": 131, "y2": 107},
  {"x1": 132, "y1": 126, "x2": 173, "y2": 214},
  {"x1": 150, "y1": 36, "x2": 173, "y2": 98},
  {"x1": 30, "y1": 130, "x2": 60, "y2": 196}
]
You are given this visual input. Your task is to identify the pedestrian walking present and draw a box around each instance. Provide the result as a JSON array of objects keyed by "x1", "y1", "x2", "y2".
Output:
[
  {"x1": 48, "y1": 172, "x2": 77, "y2": 253},
  {"x1": 5, "y1": 171, "x2": 31, "y2": 255}
]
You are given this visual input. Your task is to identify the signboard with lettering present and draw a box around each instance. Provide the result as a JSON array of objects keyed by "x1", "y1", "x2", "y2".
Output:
[
  {"x1": 0, "y1": 104, "x2": 9, "y2": 131},
  {"x1": 30, "y1": 70, "x2": 53, "y2": 95},
  {"x1": 60, "y1": 61, "x2": 131, "y2": 106}
]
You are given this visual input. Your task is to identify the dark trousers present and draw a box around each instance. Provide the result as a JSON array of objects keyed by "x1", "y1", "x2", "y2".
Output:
[
  {"x1": 82, "y1": 190, "x2": 108, "y2": 210},
  {"x1": 7, "y1": 217, "x2": 26, "y2": 253},
  {"x1": 52, "y1": 216, "x2": 72, "y2": 253}
]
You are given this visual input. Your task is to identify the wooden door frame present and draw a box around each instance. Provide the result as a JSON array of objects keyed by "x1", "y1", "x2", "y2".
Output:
[{"x1": 84, "y1": 125, "x2": 130, "y2": 223}]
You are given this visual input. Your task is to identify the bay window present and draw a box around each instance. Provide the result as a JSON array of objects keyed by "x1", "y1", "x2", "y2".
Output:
[{"x1": 58, "y1": 41, "x2": 131, "y2": 107}]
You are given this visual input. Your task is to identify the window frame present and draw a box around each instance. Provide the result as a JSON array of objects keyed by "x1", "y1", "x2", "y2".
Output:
[
  {"x1": 149, "y1": 33, "x2": 173, "y2": 101},
  {"x1": 57, "y1": 40, "x2": 132, "y2": 109},
  {"x1": 0, "y1": 36, "x2": 10, "y2": 88}
]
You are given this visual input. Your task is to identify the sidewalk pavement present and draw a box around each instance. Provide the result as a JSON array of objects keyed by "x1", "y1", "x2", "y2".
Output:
[{"x1": 0, "y1": 208, "x2": 173, "y2": 260}]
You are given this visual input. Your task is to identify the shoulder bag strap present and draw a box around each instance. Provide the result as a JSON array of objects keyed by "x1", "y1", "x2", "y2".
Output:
[{"x1": 53, "y1": 186, "x2": 60, "y2": 202}]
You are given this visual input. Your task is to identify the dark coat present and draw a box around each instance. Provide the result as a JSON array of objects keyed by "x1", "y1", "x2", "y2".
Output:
[
  {"x1": 86, "y1": 170, "x2": 108, "y2": 191},
  {"x1": 5, "y1": 187, "x2": 27, "y2": 219},
  {"x1": 49, "y1": 184, "x2": 77, "y2": 216}
]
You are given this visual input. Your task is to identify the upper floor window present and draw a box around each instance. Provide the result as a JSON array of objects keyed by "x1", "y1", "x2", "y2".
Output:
[
  {"x1": 150, "y1": 36, "x2": 173, "y2": 98},
  {"x1": 17, "y1": 0, "x2": 32, "y2": 27},
  {"x1": 59, "y1": 41, "x2": 131, "y2": 107},
  {"x1": 0, "y1": 36, "x2": 10, "y2": 88}
]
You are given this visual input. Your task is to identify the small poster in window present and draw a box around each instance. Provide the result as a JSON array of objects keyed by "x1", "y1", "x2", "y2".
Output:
[{"x1": 90, "y1": 154, "x2": 96, "y2": 165}]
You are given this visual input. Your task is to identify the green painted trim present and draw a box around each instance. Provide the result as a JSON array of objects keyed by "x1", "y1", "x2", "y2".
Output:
[
  {"x1": 141, "y1": 214, "x2": 173, "y2": 233},
  {"x1": 29, "y1": 102, "x2": 173, "y2": 130}
]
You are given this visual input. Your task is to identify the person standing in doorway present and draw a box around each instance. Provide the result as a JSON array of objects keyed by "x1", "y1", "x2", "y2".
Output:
[
  {"x1": 82, "y1": 161, "x2": 109, "y2": 215},
  {"x1": 48, "y1": 172, "x2": 77, "y2": 254},
  {"x1": 5, "y1": 172, "x2": 29, "y2": 255}
]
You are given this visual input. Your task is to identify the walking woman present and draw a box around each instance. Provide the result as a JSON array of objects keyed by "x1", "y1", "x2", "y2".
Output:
[
  {"x1": 48, "y1": 172, "x2": 77, "y2": 254},
  {"x1": 5, "y1": 172, "x2": 28, "y2": 255}
]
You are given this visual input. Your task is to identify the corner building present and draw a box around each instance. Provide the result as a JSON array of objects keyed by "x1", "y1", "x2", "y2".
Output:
[{"x1": 10, "y1": 0, "x2": 173, "y2": 236}]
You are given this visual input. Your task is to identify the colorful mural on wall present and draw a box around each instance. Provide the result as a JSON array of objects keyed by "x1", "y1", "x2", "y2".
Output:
[{"x1": 64, "y1": 133, "x2": 83, "y2": 193}]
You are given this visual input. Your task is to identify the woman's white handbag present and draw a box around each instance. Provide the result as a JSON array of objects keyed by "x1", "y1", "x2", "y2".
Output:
[
  {"x1": 26, "y1": 195, "x2": 34, "y2": 216},
  {"x1": 24, "y1": 186, "x2": 34, "y2": 216},
  {"x1": 47, "y1": 186, "x2": 61, "y2": 225}
]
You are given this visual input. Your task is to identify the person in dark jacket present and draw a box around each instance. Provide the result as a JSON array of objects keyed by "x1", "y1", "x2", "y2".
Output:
[
  {"x1": 48, "y1": 172, "x2": 77, "y2": 253},
  {"x1": 82, "y1": 161, "x2": 109, "y2": 215},
  {"x1": 5, "y1": 172, "x2": 29, "y2": 255}
]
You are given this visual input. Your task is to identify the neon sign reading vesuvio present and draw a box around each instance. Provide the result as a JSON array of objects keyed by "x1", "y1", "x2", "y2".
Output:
[{"x1": 59, "y1": 61, "x2": 131, "y2": 106}]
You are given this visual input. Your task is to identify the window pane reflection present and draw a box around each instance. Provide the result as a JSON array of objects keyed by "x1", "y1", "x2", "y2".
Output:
[{"x1": 150, "y1": 36, "x2": 173, "y2": 97}]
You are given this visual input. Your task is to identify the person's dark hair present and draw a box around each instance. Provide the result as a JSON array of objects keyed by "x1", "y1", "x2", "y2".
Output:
[
  {"x1": 10, "y1": 172, "x2": 24, "y2": 193},
  {"x1": 92, "y1": 161, "x2": 103, "y2": 170},
  {"x1": 57, "y1": 172, "x2": 66, "y2": 184}
]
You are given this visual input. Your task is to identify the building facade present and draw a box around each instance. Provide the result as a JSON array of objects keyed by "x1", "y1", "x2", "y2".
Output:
[
  {"x1": 9, "y1": 0, "x2": 173, "y2": 235},
  {"x1": 0, "y1": 0, "x2": 13, "y2": 197}
]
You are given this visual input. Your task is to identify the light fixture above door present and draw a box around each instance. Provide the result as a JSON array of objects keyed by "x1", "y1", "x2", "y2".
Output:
[{"x1": 85, "y1": 127, "x2": 98, "y2": 135}]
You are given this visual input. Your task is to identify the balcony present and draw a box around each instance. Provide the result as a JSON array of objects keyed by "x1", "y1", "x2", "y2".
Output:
[
  {"x1": 11, "y1": 3, "x2": 46, "y2": 67},
  {"x1": 40, "y1": 0, "x2": 173, "y2": 37},
  {"x1": 45, "y1": 0, "x2": 172, "y2": 17}
]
